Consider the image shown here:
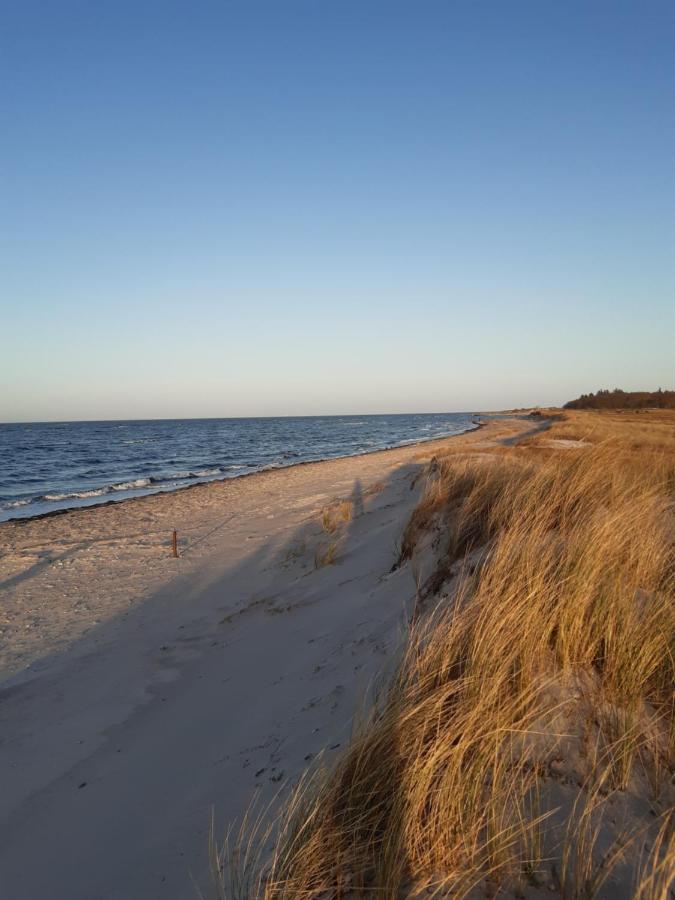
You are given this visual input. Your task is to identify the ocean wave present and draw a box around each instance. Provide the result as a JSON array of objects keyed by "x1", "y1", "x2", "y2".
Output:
[
  {"x1": 162, "y1": 465, "x2": 233, "y2": 480},
  {"x1": 42, "y1": 489, "x2": 109, "y2": 501},
  {"x1": 111, "y1": 478, "x2": 154, "y2": 492},
  {"x1": 4, "y1": 467, "x2": 241, "y2": 509},
  {"x1": 40, "y1": 478, "x2": 154, "y2": 502}
]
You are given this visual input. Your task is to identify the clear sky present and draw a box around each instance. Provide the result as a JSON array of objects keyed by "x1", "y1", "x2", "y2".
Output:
[{"x1": 1, "y1": 1, "x2": 673, "y2": 422}]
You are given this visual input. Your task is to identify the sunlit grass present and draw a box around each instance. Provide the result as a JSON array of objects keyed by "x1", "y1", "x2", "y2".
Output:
[{"x1": 212, "y1": 410, "x2": 675, "y2": 898}]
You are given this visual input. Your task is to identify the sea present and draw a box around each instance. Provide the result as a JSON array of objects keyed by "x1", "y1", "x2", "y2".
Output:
[{"x1": 0, "y1": 413, "x2": 479, "y2": 522}]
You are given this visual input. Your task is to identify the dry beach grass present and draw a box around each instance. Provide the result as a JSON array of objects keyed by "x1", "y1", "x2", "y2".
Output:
[{"x1": 213, "y1": 410, "x2": 675, "y2": 899}]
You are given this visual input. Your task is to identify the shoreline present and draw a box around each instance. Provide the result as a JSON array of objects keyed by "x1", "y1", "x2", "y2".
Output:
[
  {"x1": 1, "y1": 417, "x2": 490, "y2": 527},
  {"x1": 0, "y1": 415, "x2": 532, "y2": 686},
  {"x1": 0, "y1": 412, "x2": 543, "y2": 899}
]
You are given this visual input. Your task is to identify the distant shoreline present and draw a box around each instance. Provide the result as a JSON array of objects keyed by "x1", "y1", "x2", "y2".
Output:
[{"x1": 1, "y1": 417, "x2": 491, "y2": 527}]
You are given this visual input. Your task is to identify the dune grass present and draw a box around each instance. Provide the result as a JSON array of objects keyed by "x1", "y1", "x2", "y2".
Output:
[
  {"x1": 321, "y1": 500, "x2": 353, "y2": 535},
  {"x1": 314, "y1": 539, "x2": 339, "y2": 569},
  {"x1": 213, "y1": 411, "x2": 675, "y2": 899},
  {"x1": 313, "y1": 499, "x2": 354, "y2": 567}
]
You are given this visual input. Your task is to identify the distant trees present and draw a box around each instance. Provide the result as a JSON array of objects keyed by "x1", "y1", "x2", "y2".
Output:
[{"x1": 564, "y1": 388, "x2": 675, "y2": 410}]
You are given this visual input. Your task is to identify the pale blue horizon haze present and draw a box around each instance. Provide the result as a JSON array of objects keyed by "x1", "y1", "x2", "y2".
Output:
[{"x1": 1, "y1": 1, "x2": 674, "y2": 422}]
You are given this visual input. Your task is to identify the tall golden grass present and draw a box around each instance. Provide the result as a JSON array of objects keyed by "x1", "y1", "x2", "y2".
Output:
[{"x1": 214, "y1": 412, "x2": 675, "y2": 899}]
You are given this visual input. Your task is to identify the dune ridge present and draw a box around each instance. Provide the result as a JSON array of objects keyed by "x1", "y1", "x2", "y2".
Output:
[{"x1": 213, "y1": 409, "x2": 675, "y2": 900}]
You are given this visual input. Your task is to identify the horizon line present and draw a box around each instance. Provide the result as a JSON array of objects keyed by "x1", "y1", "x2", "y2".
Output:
[{"x1": 0, "y1": 408, "x2": 532, "y2": 426}]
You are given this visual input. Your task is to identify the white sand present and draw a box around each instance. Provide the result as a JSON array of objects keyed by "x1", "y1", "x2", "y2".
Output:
[{"x1": 0, "y1": 417, "x2": 534, "y2": 899}]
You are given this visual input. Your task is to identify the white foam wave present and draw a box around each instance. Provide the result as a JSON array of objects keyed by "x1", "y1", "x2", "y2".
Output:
[
  {"x1": 43, "y1": 488, "x2": 109, "y2": 501},
  {"x1": 111, "y1": 478, "x2": 153, "y2": 491},
  {"x1": 41, "y1": 478, "x2": 153, "y2": 502},
  {"x1": 2, "y1": 498, "x2": 31, "y2": 509}
]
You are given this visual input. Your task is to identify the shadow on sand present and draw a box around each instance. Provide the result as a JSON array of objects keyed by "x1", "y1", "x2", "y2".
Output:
[{"x1": 0, "y1": 460, "x2": 425, "y2": 899}]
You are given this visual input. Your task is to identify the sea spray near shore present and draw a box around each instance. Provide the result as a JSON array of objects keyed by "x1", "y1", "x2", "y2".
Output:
[{"x1": 0, "y1": 413, "x2": 478, "y2": 521}]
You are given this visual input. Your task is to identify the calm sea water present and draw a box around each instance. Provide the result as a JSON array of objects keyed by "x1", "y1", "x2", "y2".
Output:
[{"x1": 0, "y1": 413, "x2": 478, "y2": 522}]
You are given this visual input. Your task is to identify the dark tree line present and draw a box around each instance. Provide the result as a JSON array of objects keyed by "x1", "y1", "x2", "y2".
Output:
[{"x1": 564, "y1": 388, "x2": 675, "y2": 410}]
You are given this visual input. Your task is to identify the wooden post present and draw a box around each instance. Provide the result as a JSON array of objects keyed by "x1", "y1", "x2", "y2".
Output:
[{"x1": 172, "y1": 530, "x2": 178, "y2": 558}]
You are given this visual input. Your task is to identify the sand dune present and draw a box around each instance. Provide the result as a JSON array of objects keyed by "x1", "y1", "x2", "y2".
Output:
[{"x1": 0, "y1": 416, "x2": 536, "y2": 899}]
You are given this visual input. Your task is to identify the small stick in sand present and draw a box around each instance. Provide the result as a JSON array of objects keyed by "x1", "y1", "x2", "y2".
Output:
[{"x1": 171, "y1": 530, "x2": 178, "y2": 558}]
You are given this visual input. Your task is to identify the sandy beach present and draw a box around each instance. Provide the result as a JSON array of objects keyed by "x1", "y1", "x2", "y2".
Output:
[
  {"x1": 0, "y1": 415, "x2": 539, "y2": 899},
  {"x1": 4, "y1": 4, "x2": 672, "y2": 893}
]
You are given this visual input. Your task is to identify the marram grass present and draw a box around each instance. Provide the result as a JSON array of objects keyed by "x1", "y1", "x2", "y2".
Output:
[{"x1": 212, "y1": 411, "x2": 675, "y2": 899}]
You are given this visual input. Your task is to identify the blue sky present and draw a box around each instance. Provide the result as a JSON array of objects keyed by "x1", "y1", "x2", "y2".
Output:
[{"x1": 1, "y1": 1, "x2": 673, "y2": 421}]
